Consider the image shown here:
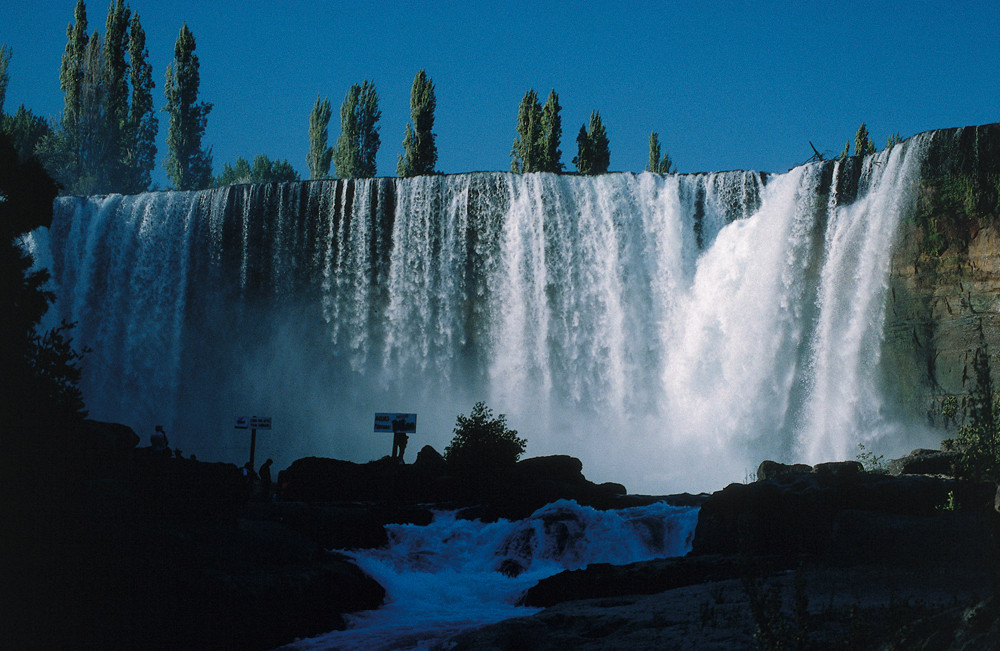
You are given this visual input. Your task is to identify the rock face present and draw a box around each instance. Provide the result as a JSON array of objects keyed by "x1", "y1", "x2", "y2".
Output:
[{"x1": 881, "y1": 123, "x2": 1000, "y2": 428}]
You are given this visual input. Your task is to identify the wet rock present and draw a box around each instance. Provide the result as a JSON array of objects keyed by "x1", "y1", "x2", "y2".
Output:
[{"x1": 757, "y1": 460, "x2": 812, "y2": 481}]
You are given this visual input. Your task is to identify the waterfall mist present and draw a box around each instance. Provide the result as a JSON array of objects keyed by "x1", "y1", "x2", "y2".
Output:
[{"x1": 31, "y1": 133, "x2": 939, "y2": 493}]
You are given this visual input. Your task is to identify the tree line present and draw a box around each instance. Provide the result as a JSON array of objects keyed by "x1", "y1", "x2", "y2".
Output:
[
  {"x1": 0, "y1": 2, "x2": 685, "y2": 195},
  {"x1": 3, "y1": 2, "x2": 899, "y2": 196}
]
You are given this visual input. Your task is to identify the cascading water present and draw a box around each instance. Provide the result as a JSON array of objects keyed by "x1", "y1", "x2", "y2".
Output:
[
  {"x1": 283, "y1": 500, "x2": 699, "y2": 650},
  {"x1": 30, "y1": 132, "x2": 938, "y2": 492}
]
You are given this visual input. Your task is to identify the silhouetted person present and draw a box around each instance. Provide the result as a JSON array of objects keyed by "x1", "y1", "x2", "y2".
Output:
[
  {"x1": 151, "y1": 425, "x2": 169, "y2": 456},
  {"x1": 259, "y1": 458, "x2": 273, "y2": 499},
  {"x1": 392, "y1": 430, "x2": 409, "y2": 463}
]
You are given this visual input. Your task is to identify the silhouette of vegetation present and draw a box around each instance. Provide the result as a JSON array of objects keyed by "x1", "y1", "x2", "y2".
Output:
[
  {"x1": 445, "y1": 401, "x2": 527, "y2": 471},
  {"x1": 1, "y1": 132, "x2": 87, "y2": 469}
]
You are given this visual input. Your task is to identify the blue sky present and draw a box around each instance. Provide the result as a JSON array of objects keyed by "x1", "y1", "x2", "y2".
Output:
[{"x1": 3, "y1": 1, "x2": 998, "y2": 187}]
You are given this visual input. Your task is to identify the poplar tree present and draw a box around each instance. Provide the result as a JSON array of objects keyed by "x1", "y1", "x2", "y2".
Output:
[
  {"x1": 306, "y1": 95, "x2": 333, "y2": 179},
  {"x1": 573, "y1": 111, "x2": 610, "y2": 174},
  {"x1": 49, "y1": 0, "x2": 90, "y2": 190},
  {"x1": 75, "y1": 32, "x2": 109, "y2": 194},
  {"x1": 647, "y1": 131, "x2": 674, "y2": 173},
  {"x1": 510, "y1": 89, "x2": 541, "y2": 172},
  {"x1": 397, "y1": 69, "x2": 437, "y2": 177},
  {"x1": 123, "y1": 11, "x2": 156, "y2": 193},
  {"x1": 102, "y1": 0, "x2": 130, "y2": 187},
  {"x1": 0, "y1": 44, "x2": 11, "y2": 116},
  {"x1": 854, "y1": 122, "x2": 875, "y2": 157},
  {"x1": 333, "y1": 80, "x2": 380, "y2": 178},
  {"x1": 539, "y1": 90, "x2": 563, "y2": 173},
  {"x1": 164, "y1": 23, "x2": 213, "y2": 190}
]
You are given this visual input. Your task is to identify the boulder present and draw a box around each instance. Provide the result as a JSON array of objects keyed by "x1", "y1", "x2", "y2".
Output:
[
  {"x1": 690, "y1": 472, "x2": 985, "y2": 558},
  {"x1": 414, "y1": 444, "x2": 446, "y2": 472},
  {"x1": 888, "y1": 448, "x2": 960, "y2": 476},
  {"x1": 813, "y1": 460, "x2": 863, "y2": 476},
  {"x1": 507, "y1": 455, "x2": 586, "y2": 484},
  {"x1": 757, "y1": 460, "x2": 812, "y2": 481}
]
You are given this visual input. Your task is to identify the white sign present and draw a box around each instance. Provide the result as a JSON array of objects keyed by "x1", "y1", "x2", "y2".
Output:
[
  {"x1": 374, "y1": 412, "x2": 417, "y2": 433},
  {"x1": 235, "y1": 416, "x2": 249, "y2": 429},
  {"x1": 250, "y1": 416, "x2": 272, "y2": 430}
]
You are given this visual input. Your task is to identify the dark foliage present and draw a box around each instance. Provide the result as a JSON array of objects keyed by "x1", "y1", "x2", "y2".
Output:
[{"x1": 445, "y1": 401, "x2": 527, "y2": 471}]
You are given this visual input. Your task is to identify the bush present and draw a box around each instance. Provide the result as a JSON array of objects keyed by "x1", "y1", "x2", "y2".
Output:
[
  {"x1": 444, "y1": 401, "x2": 526, "y2": 471},
  {"x1": 943, "y1": 347, "x2": 1000, "y2": 482}
]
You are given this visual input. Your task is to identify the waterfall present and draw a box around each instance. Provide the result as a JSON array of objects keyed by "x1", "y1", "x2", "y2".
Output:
[{"x1": 31, "y1": 133, "x2": 935, "y2": 493}]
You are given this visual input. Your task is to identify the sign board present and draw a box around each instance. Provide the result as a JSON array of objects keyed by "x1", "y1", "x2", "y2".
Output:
[
  {"x1": 250, "y1": 416, "x2": 272, "y2": 430},
  {"x1": 374, "y1": 412, "x2": 417, "y2": 433},
  {"x1": 235, "y1": 416, "x2": 271, "y2": 429}
]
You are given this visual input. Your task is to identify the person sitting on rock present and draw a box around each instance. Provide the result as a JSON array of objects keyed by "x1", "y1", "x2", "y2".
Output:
[{"x1": 151, "y1": 425, "x2": 169, "y2": 456}]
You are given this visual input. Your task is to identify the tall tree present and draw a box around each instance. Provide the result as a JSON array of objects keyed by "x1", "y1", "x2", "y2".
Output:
[
  {"x1": 397, "y1": 69, "x2": 437, "y2": 177},
  {"x1": 510, "y1": 89, "x2": 541, "y2": 173},
  {"x1": 539, "y1": 89, "x2": 563, "y2": 173},
  {"x1": 0, "y1": 44, "x2": 11, "y2": 116},
  {"x1": 75, "y1": 31, "x2": 109, "y2": 194},
  {"x1": 306, "y1": 95, "x2": 333, "y2": 179},
  {"x1": 647, "y1": 131, "x2": 674, "y2": 173},
  {"x1": 854, "y1": 122, "x2": 875, "y2": 157},
  {"x1": 49, "y1": 0, "x2": 90, "y2": 191},
  {"x1": 333, "y1": 80, "x2": 380, "y2": 179},
  {"x1": 886, "y1": 131, "x2": 903, "y2": 149},
  {"x1": 102, "y1": 0, "x2": 130, "y2": 188},
  {"x1": 123, "y1": 11, "x2": 156, "y2": 193},
  {"x1": 164, "y1": 23, "x2": 213, "y2": 190},
  {"x1": 573, "y1": 111, "x2": 610, "y2": 174}
]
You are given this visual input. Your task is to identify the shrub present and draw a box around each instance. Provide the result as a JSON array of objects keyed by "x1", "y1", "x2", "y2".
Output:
[{"x1": 444, "y1": 401, "x2": 526, "y2": 471}]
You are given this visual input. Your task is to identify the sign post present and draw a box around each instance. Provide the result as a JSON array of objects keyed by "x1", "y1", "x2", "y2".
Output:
[
  {"x1": 236, "y1": 416, "x2": 272, "y2": 469},
  {"x1": 374, "y1": 413, "x2": 417, "y2": 461}
]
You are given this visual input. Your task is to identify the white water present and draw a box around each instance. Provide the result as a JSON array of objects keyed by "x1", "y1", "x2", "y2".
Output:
[
  {"x1": 30, "y1": 133, "x2": 936, "y2": 493},
  {"x1": 282, "y1": 500, "x2": 698, "y2": 650}
]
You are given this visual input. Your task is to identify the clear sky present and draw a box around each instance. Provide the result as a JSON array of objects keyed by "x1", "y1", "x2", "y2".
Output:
[{"x1": 3, "y1": 0, "x2": 998, "y2": 187}]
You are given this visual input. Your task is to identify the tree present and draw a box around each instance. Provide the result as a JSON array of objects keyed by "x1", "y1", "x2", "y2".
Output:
[
  {"x1": 101, "y1": 0, "x2": 130, "y2": 188},
  {"x1": 573, "y1": 111, "x2": 610, "y2": 174},
  {"x1": 306, "y1": 95, "x2": 333, "y2": 179},
  {"x1": 444, "y1": 401, "x2": 527, "y2": 471},
  {"x1": 0, "y1": 44, "x2": 11, "y2": 116},
  {"x1": 333, "y1": 80, "x2": 380, "y2": 179},
  {"x1": 39, "y1": 2, "x2": 156, "y2": 194},
  {"x1": 854, "y1": 122, "x2": 875, "y2": 157},
  {"x1": 647, "y1": 131, "x2": 674, "y2": 173},
  {"x1": 1, "y1": 132, "x2": 87, "y2": 465},
  {"x1": 539, "y1": 89, "x2": 563, "y2": 173},
  {"x1": 397, "y1": 69, "x2": 437, "y2": 177},
  {"x1": 886, "y1": 132, "x2": 903, "y2": 149},
  {"x1": 839, "y1": 140, "x2": 850, "y2": 160},
  {"x1": 510, "y1": 89, "x2": 542, "y2": 173},
  {"x1": 2, "y1": 106, "x2": 52, "y2": 162},
  {"x1": 214, "y1": 154, "x2": 300, "y2": 186},
  {"x1": 122, "y1": 11, "x2": 156, "y2": 193},
  {"x1": 164, "y1": 23, "x2": 213, "y2": 190},
  {"x1": 45, "y1": 0, "x2": 92, "y2": 192}
]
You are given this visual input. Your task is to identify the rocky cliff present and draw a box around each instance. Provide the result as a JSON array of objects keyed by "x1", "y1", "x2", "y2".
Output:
[{"x1": 882, "y1": 123, "x2": 1000, "y2": 429}]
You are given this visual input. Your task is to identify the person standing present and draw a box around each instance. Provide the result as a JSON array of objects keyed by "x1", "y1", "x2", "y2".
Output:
[{"x1": 259, "y1": 458, "x2": 273, "y2": 499}]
